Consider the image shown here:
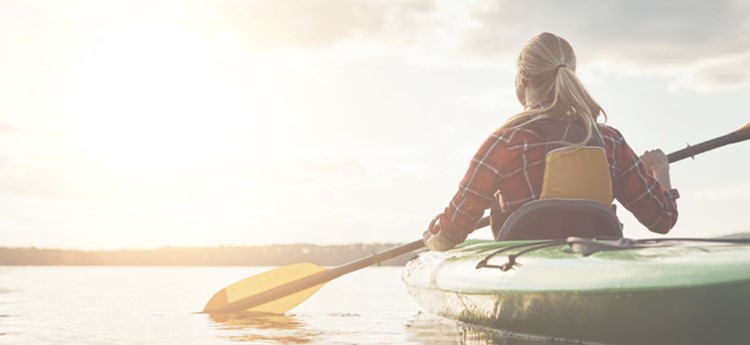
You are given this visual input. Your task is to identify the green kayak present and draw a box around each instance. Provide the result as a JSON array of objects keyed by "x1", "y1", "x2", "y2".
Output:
[{"x1": 402, "y1": 237, "x2": 750, "y2": 345}]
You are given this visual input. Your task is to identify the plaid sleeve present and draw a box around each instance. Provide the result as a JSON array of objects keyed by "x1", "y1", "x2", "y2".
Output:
[
  {"x1": 607, "y1": 128, "x2": 679, "y2": 234},
  {"x1": 433, "y1": 132, "x2": 512, "y2": 242}
]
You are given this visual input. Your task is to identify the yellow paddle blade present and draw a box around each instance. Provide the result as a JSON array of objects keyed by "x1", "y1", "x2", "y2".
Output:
[{"x1": 204, "y1": 263, "x2": 327, "y2": 314}]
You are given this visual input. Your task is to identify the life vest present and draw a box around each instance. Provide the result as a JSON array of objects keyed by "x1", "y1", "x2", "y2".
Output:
[{"x1": 490, "y1": 119, "x2": 622, "y2": 241}]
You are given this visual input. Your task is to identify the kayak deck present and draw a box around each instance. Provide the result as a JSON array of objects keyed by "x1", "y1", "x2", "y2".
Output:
[{"x1": 403, "y1": 238, "x2": 750, "y2": 345}]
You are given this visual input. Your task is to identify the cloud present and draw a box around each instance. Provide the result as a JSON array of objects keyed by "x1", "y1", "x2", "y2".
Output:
[
  {"x1": 5, "y1": 0, "x2": 749, "y2": 93},
  {"x1": 668, "y1": 54, "x2": 750, "y2": 92},
  {"x1": 461, "y1": 0, "x2": 749, "y2": 61},
  {"x1": 210, "y1": 0, "x2": 750, "y2": 92},
  {"x1": 460, "y1": 0, "x2": 750, "y2": 91},
  {"x1": 214, "y1": 0, "x2": 439, "y2": 50}
]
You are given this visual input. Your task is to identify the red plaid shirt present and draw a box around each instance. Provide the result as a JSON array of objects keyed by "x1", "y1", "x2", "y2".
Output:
[{"x1": 433, "y1": 124, "x2": 680, "y2": 242}]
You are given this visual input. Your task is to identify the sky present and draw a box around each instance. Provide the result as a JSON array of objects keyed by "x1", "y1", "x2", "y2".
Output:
[{"x1": 1, "y1": 0, "x2": 749, "y2": 250}]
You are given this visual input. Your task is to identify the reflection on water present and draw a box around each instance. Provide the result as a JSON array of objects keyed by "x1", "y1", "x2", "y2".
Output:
[
  {"x1": 208, "y1": 311, "x2": 322, "y2": 344},
  {"x1": 206, "y1": 308, "x2": 599, "y2": 345},
  {"x1": 406, "y1": 312, "x2": 597, "y2": 345}
]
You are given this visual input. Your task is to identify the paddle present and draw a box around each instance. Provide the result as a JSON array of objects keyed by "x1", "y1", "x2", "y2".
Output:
[
  {"x1": 203, "y1": 216, "x2": 490, "y2": 314},
  {"x1": 204, "y1": 122, "x2": 750, "y2": 315},
  {"x1": 667, "y1": 122, "x2": 750, "y2": 163}
]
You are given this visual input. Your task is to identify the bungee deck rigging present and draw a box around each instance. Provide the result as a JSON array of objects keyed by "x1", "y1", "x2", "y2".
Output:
[{"x1": 475, "y1": 236, "x2": 750, "y2": 272}]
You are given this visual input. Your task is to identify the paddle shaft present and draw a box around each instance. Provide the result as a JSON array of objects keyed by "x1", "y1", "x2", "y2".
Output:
[
  {"x1": 214, "y1": 216, "x2": 491, "y2": 313},
  {"x1": 667, "y1": 125, "x2": 750, "y2": 163}
]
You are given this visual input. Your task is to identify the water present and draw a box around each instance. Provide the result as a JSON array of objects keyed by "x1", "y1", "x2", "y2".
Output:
[{"x1": 0, "y1": 266, "x2": 575, "y2": 345}]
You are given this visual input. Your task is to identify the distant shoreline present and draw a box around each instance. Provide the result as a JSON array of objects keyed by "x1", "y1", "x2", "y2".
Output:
[{"x1": 0, "y1": 243, "x2": 419, "y2": 266}]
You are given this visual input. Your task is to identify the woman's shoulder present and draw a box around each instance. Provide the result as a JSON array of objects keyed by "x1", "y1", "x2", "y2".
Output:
[
  {"x1": 597, "y1": 124, "x2": 627, "y2": 143},
  {"x1": 476, "y1": 126, "x2": 545, "y2": 159}
]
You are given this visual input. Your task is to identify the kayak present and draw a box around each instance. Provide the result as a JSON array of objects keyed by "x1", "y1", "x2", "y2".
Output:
[{"x1": 402, "y1": 237, "x2": 750, "y2": 345}]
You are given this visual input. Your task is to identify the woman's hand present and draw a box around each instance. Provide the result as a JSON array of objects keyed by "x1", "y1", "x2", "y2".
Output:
[
  {"x1": 422, "y1": 230, "x2": 458, "y2": 252},
  {"x1": 640, "y1": 149, "x2": 669, "y2": 173},
  {"x1": 422, "y1": 213, "x2": 459, "y2": 251}
]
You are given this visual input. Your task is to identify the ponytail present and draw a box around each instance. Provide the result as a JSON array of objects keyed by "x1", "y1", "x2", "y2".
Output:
[{"x1": 500, "y1": 32, "x2": 606, "y2": 147}]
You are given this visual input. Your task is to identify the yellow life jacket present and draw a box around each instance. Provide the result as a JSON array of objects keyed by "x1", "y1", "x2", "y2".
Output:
[
  {"x1": 540, "y1": 145, "x2": 613, "y2": 205},
  {"x1": 490, "y1": 119, "x2": 621, "y2": 240}
]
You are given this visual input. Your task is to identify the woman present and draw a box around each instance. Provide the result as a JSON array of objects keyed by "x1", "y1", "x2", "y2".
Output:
[{"x1": 423, "y1": 32, "x2": 679, "y2": 251}]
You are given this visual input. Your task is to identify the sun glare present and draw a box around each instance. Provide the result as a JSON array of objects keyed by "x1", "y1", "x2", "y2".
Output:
[{"x1": 70, "y1": 13, "x2": 252, "y2": 174}]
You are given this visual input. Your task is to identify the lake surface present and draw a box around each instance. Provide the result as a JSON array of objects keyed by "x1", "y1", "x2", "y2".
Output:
[{"x1": 0, "y1": 266, "x2": 583, "y2": 345}]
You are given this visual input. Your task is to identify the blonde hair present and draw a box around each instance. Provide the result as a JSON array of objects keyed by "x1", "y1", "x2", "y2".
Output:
[{"x1": 501, "y1": 32, "x2": 607, "y2": 146}]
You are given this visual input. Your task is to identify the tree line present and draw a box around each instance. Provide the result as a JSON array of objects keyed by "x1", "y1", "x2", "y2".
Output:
[{"x1": 0, "y1": 243, "x2": 420, "y2": 266}]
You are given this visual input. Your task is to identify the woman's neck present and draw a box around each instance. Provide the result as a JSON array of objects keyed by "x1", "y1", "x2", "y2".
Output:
[
  {"x1": 524, "y1": 100, "x2": 553, "y2": 111},
  {"x1": 522, "y1": 88, "x2": 553, "y2": 110}
]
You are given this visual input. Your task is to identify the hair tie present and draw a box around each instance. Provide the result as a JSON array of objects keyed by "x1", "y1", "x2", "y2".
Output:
[{"x1": 556, "y1": 64, "x2": 567, "y2": 71}]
